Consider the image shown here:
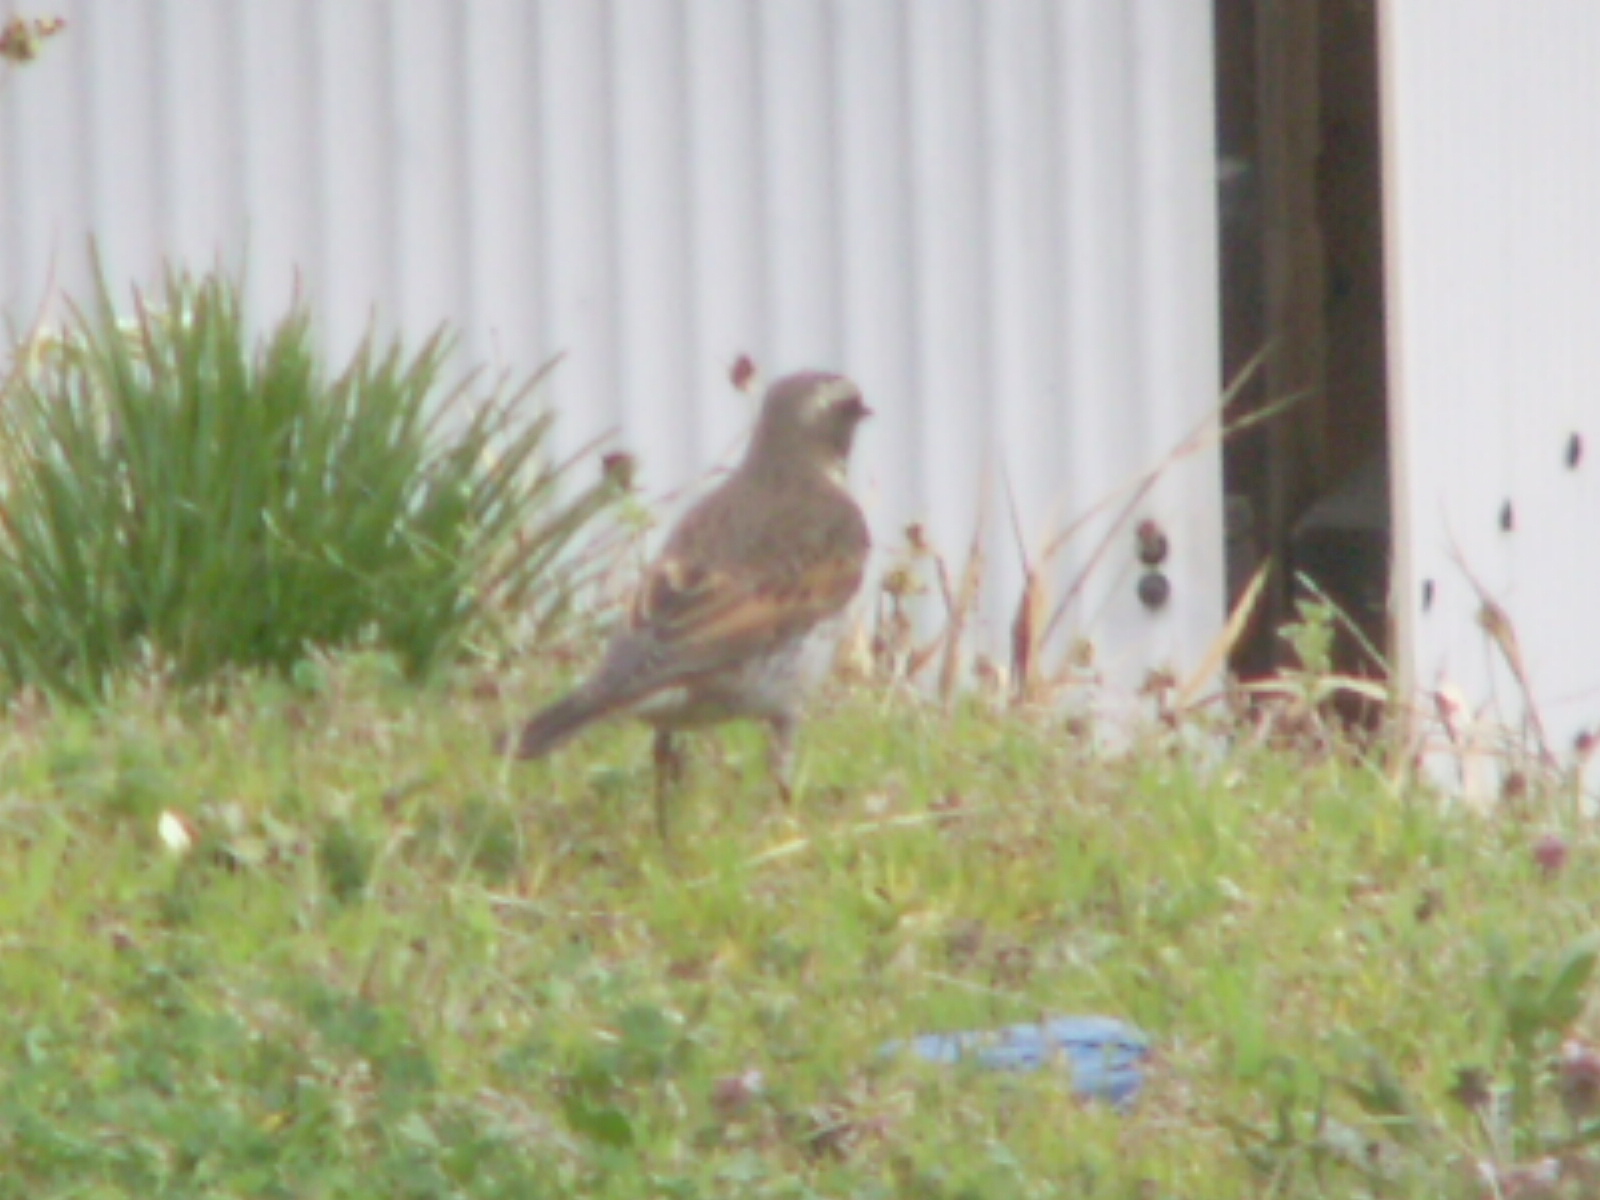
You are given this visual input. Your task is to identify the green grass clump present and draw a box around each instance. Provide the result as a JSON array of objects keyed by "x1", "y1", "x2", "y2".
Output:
[
  {"x1": 0, "y1": 268, "x2": 615, "y2": 699},
  {"x1": 0, "y1": 659, "x2": 1596, "y2": 1196}
]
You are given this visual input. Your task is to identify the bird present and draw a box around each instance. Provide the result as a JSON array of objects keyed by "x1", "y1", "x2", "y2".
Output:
[{"x1": 500, "y1": 370, "x2": 873, "y2": 832}]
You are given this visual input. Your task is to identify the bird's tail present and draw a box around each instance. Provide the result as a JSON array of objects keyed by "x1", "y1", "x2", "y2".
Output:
[{"x1": 496, "y1": 691, "x2": 611, "y2": 760}]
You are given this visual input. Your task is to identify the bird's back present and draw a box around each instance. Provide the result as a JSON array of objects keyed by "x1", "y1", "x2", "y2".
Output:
[{"x1": 582, "y1": 464, "x2": 868, "y2": 713}]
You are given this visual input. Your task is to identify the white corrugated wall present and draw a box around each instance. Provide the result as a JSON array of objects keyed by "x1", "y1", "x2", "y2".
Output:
[
  {"x1": 1, "y1": 1, "x2": 1224, "y2": 696},
  {"x1": 1382, "y1": 1, "x2": 1600, "y2": 781}
]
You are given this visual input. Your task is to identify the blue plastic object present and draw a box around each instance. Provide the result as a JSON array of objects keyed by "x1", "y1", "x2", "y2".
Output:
[{"x1": 881, "y1": 1015, "x2": 1150, "y2": 1109}]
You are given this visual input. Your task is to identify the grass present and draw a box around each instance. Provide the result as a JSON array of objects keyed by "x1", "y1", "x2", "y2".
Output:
[
  {"x1": 0, "y1": 266, "x2": 616, "y2": 700},
  {"x1": 0, "y1": 653, "x2": 1595, "y2": 1196}
]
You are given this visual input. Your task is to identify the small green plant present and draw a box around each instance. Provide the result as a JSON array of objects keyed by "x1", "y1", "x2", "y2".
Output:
[
  {"x1": 1483, "y1": 934, "x2": 1600, "y2": 1157},
  {"x1": 0, "y1": 265, "x2": 618, "y2": 699},
  {"x1": 0, "y1": 654, "x2": 1596, "y2": 1196},
  {"x1": 1227, "y1": 933, "x2": 1600, "y2": 1195}
]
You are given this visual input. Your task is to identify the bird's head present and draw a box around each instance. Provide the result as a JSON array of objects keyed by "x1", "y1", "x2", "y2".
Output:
[{"x1": 745, "y1": 371, "x2": 872, "y2": 482}]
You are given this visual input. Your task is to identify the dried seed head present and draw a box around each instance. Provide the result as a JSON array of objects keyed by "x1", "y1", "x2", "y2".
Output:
[
  {"x1": 711, "y1": 1069, "x2": 765, "y2": 1117},
  {"x1": 1560, "y1": 1041, "x2": 1600, "y2": 1120},
  {"x1": 601, "y1": 451, "x2": 637, "y2": 490},
  {"x1": 1, "y1": 16, "x2": 67, "y2": 64},
  {"x1": 729, "y1": 355, "x2": 760, "y2": 394},
  {"x1": 1533, "y1": 832, "x2": 1569, "y2": 878},
  {"x1": 1135, "y1": 518, "x2": 1170, "y2": 566},
  {"x1": 1450, "y1": 1066, "x2": 1493, "y2": 1111}
]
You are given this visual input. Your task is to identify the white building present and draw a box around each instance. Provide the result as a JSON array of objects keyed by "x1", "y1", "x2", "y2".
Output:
[{"x1": 1, "y1": 2, "x2": 1595, "y2": 788}]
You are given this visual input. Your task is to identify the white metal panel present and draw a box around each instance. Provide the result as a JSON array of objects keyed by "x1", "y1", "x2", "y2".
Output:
[
  {"x1": 0, "y1": 0, "x2": 1223, "y2": 696},
  {"x1": 459, "y1": 0, "x2": 544, "y2": 374},
  {"x1": 235, "y1": 2, "x2": 321, "y2": 321},
  {"x1": 833, "y1": 0, "x2": 920, "y2": 591},
  {"x1": 1382, "y1": 2, "x2": 1600, "y2": 776},
  {"x1": 313, "y1": 2, "x2": 398, "y2": 353},
  {"x1": 684, "y1": 0, "x2": 766, "y2": 464},
  {"x1": 534, "y1": 1, "x2": 623, "y2": 440}
]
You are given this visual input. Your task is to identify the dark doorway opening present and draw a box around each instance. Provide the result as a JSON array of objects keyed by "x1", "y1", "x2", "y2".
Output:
[{"x1": 1214, "y1": 0, "x2": 1392, "y2": 686}]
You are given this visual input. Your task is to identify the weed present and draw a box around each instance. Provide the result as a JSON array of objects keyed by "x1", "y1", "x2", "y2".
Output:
[
  {"x1": 0, "y1": 264, "x2": 619, "y2": 699},
  {"x1": 0, "y1": 653, "x2": 1592, "y2": 1195}
]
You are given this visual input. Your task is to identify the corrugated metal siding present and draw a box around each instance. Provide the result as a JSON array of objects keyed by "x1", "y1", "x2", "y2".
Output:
[
  {"x1": 1, "y1": 0, "x2": 1223, "y2": 695},
  {"x1": 1381, "y1": 2, "x2": 1600, "y2": 776}
]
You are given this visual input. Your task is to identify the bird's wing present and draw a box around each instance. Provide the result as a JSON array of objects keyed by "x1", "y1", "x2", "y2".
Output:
[
  {"x1": 563, "y1": 554, "x2": 858, "y2": 721},
  {"x1": 633, "y1": 548, "x2": 863, "y2": 662},
  {"x1": 577, "y1": 479, "x2": 869, "y2": 707}
]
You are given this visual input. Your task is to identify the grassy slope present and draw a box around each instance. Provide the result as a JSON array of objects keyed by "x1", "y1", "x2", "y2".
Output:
[{"x1": 0, "y1": 654, "x2": 1590, "y2": 1197}]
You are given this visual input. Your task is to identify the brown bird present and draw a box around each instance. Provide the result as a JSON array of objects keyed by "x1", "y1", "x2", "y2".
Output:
[{"x1": 501, "y1": 371, "x2": 872, "y2": 829}]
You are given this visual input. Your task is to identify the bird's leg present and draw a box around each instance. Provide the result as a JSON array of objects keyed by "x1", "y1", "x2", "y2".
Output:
[
  {"x1": 767, "y1": 714, "x2": 798, "y2": 804},
  {"x1": 652, "y1": 729, "x2": 685, "y2": 841}
]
